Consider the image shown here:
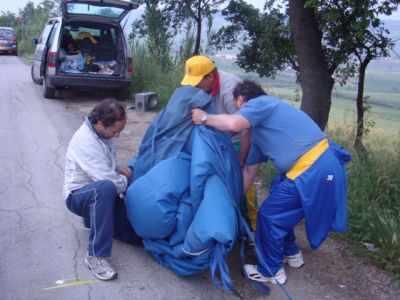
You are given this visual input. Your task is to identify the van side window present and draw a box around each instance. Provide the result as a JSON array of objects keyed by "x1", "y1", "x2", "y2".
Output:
[
  {"x1": 38, "y1": 20, "x2": 55, "y2": 45},
  {"x1": 48, "y1": 21, "x2": 59, "y2": 46}
]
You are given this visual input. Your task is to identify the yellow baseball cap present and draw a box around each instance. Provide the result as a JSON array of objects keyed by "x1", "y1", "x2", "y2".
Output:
[
  {"x1": 181, "y1": 55, "x2": 216, "y2": 86},
  {"x1": 77, "y1": 31, "x2": 97, "y2": 43}
]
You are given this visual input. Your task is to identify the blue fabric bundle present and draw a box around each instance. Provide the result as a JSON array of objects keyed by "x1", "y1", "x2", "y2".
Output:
[
  {"x1": 131, "y1": 86, "x2": 216, "y2": 181},
  {"x1": 126, "y1": 127, "x2": 242, "y2": 291},
  {"x1": 125, "y1": 86, "x2": 242, "y2": 291},
  {"x1": 127, "y1": 155, "x2": 191, "y2": 240}
]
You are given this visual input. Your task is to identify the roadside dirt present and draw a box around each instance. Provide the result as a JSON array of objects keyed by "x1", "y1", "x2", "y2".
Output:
[{"x1": 61, "y1": 90, "x2": 400, "y2": 300}]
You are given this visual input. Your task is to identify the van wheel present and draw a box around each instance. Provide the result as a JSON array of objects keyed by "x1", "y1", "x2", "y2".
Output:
[
  {"x1": 115, "y1": 88, "x2": 131, "y2": 101},
  {"x1": 43, "y1": 78, "x2": 56, "y2": 99},
  {"x1": 31, "y1": 65, "x2": 42, "y2": 85}
]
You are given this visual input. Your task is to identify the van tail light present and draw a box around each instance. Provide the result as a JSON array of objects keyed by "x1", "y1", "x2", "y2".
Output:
[
  {"x1": 127, "y1": 58, "x2": 133, "y2": 73},
  {"x1": 12, "y1": 36, "x2": 17, "y2": 43},
  {"x1": 47, "y1": 51, "x2": 57, "y2": 68}
]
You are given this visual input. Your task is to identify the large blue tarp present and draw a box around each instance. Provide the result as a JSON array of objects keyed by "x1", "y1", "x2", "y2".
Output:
[
  {"x1": 125, "y1": 86, "x2": 242, "y2": 291},
  {"x1": 131, "y1": 86, "x2": 217, "y2": 181}
]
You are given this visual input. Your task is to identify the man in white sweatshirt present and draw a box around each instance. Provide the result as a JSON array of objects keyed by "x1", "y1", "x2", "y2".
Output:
[{"x1": 64, "y1": 98, "x2": 141, "y2": 281}]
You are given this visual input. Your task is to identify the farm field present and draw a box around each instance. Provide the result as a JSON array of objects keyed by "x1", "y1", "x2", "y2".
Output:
[{"x1": 215, "y1": 57, "x2": 400, "y2": 136}]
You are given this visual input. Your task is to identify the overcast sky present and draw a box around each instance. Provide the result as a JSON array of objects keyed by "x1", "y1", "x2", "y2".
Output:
[
  {"x1": 1, "y1": 0, "x2": 399, "y2": 20},
  {"x1": 2, "y1": 0, "x2": 261, "y2": 14}
]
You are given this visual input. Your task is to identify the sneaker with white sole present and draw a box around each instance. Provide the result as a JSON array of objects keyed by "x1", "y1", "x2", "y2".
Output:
[
  {"x1": 85, "y1": 256, "x2": 117, "y2": 281},
  {"x1": 284, "y1": 251, "x2": 304, "y2": 268},
  {"x1": 243, "y1": 264, "x2": 287, "y2": 284}
]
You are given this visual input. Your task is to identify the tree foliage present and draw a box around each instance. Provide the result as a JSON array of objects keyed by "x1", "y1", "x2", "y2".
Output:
[
  {"x1": 131, "y1": 0, "x2": 173, "y2": 71},
  {"x1": 16, "y1": 0, "x2": 60, "y2": 56},
  {"x1": 308, "y1": 0, "x2": 397, "y2": 149},
  {"x1": 215, "y1": 0, "x2": 335, "y2": 129},
  {"x1": 161, "y1": 0, "x2": 227, "y2": 55},
  {"x1": 0, "y1": 1, "x2": 61, "y2": 56},
  {"x1": 211, "y1": 0, "x2": 296, "y2": 78},
  {"x1": 215, "y1": 0, "x2": 398, "y2": 133},
  {"x1": 0, "y1": 11, "x2": 19, "y2": 28}
]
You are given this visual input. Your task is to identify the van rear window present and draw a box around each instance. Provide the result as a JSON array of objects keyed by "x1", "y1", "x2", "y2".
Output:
[{"x1": 66, "y1": 3, "x2": 125, "y2": 19}]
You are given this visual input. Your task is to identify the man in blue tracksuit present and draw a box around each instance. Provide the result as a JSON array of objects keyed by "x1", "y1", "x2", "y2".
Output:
[{"x1": 192, "y1": 80, "x2": 351, "y2": 284}]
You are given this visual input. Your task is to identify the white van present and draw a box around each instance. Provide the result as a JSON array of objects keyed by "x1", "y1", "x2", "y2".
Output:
[{"x1": 31, "y1": 0, "x2": 138, "y2": 100}]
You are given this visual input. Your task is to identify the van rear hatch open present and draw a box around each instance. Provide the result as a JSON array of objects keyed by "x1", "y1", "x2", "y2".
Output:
[
  {"x1": 62, "y1": 0, "x2": 138, "y2": 24},
  {"x1": 58, "y1": 22, "x2": 126, "y2": 77}
]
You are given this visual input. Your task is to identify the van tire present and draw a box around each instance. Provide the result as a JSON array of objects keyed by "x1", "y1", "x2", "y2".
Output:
[
  {"x1": 31, "y1": 65, "x2": 43, "y2": 85},
  {"x1": 43, "y1": 78, "x2": 56, "y2": 99}
]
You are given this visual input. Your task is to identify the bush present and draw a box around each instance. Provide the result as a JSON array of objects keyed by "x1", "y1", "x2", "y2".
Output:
[
  {"x1": 19, "y1": 12, "x2": 50, "y2": 56},
  {"x1": 326, "y1": 126, "x2": 400, "y2": 276},
  {"x1": 131, "y1": 42, "x2": 182, "y2": 108}
]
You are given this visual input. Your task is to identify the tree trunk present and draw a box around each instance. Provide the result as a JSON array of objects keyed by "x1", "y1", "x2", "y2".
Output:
[
  {"x1": 289, "y1": 0, "x2": 334, "y2": 130},
  {"x1": 193, "y1": 5, "x2": 202, "y2": 55},
  {"x1": 354, "y1": 56, "x2": 371, "y2": 153}
]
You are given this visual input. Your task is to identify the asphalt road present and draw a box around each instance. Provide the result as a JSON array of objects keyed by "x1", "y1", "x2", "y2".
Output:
[
  {"x1": 0, "y1": 55, "x2": 398, "y2": 300},
  {"x1": 0, "y1": 55, "x2": 239, "y2": 300}
]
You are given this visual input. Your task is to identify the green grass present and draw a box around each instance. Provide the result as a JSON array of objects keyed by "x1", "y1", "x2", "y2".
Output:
[
  {"x1": 339, "y1": 131, "x2": 400, "y2": 276},
  {"x1": 18, "y1": 40, "x2": 35, "y2": 61}
]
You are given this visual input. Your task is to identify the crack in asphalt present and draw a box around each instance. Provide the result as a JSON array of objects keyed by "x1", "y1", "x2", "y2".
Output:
[
  {"x1": 0, "y1": 206, "x2": 38, "y2": 213},
  {"x1": 19, "y1": 152, "x2": 41, "y2": 208},
  {"x1": 72, "y1": 221, "x2": 81, "y2": 280},
  {"x1": 15, "y1": 209, "x2": 22, "y2": 230},
  {"x1": 70, "y1": 215, "x2": 93, "y2": 299}
]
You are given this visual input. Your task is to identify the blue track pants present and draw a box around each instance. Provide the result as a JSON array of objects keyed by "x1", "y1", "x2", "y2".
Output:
[
  {"x1": 255, "y1": 176, "x2": 304, "y2": 277},
  {"x1": 66, "y1": 180, "x2": 141, "y2": 257}
]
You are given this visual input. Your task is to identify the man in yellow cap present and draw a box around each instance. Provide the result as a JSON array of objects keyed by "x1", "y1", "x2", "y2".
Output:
[
  {"x1": 131, "y1": 55, "x2": 219, "y2": 180},
  {"x1": 182, "y1": 55, "x2": 258, "y2": 234},
  {"x1": 181, "y1": 55, "x2": 218, "y2": 93}
]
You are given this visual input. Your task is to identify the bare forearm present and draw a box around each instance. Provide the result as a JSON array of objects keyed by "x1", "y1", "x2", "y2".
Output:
[
  {"x1": 205, "y1": 114, "x2": 242, "y2": 132},
  {"x1": 238, "y1": 129, "x2": 251, "y2": 166},
  {"x1": 192, "y1": 108, "x2": 250, "y2": 132}
]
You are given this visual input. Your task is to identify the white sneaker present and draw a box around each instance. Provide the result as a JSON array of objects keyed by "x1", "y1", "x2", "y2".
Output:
[
  {"x1": 284, "y1": 251, "x2": 304, "y2": 268},
  {"x1": 85, "y1": 256, "x2": 117, "y2": 281},
  {"x1": 243, "y1": 264, "x2": 287, "y2": 284}
]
